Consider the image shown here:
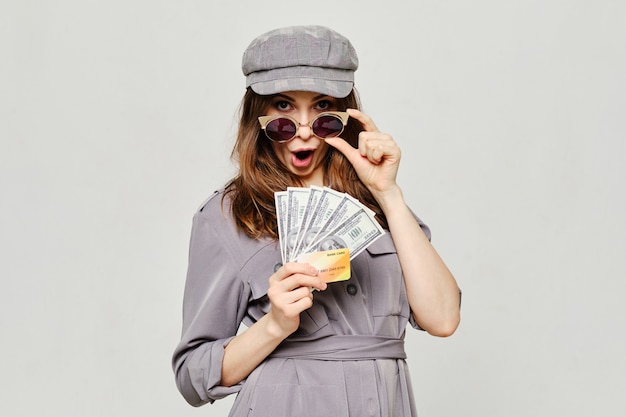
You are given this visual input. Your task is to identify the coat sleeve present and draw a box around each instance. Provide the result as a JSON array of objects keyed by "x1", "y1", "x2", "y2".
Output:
[{"x1": 172, "y1": 210, "x2": 249, "y2": 406}]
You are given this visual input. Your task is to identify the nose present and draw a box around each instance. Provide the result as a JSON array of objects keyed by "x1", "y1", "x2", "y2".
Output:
[{"x1": 295, "y1": 121, "x2": 312, "y2": 140}]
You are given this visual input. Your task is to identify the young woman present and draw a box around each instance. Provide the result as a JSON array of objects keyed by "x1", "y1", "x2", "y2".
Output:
[{"x1": 172, "y1": 25, "x2": 461, "y2": 417}]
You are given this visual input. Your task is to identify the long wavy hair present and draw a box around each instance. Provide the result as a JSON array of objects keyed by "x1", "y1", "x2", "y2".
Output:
[{"x1": 225, "y1": 87, "x2": 388, "y2": 240}]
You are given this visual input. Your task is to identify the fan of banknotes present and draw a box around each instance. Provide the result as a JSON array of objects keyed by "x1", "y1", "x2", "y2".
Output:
[{"x1": 275, "y1": 186, "x2": 385, "y2": 282}]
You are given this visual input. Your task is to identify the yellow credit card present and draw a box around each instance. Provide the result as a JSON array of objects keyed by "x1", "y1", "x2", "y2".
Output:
[{"x1": 297, "y1": 248, "x2": 351, "y2": 283}]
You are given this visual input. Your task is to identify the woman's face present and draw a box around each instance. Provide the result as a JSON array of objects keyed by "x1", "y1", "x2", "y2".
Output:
[{"x1": 263, "y1": 91, "x2": 339, "y2": 187}]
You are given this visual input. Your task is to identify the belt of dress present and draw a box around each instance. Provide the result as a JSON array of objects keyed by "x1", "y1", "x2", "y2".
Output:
[{"x1": 268, "y1": 335, "x2": 406, "y2": 361}]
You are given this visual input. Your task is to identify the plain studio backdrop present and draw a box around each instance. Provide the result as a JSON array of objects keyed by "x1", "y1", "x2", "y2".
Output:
[{"x1": 1, "y1": 1, "x2": 624, "y2": 416}]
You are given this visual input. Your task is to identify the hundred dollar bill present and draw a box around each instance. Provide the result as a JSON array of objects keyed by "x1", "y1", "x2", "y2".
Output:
[
  {"x1": 297, "y1": 187, "x2": 345, "y2": 255},
  {"x1": 306, "y1": 208, "x2": 385, "y2": 260},
  {"x1": 301, "y1": 189, "x2": 371, "y2": 254},
  {"x1": 346, "y1": 193, "x2": 375, "y2": 218},
  {"x1": 274, "y1": 191, "x2": 288, "y2": 263},
  {"x1": 291, "y1": 185, "x2": 323, "y2": 259},
  {"x1": 285, "y1": 187, "x2": 311, "y2": 262}
]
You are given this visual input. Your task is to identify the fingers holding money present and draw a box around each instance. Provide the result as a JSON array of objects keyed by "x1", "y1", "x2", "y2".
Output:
[
  {"x1": 269, "y1": 263, "x2": 326, "y2": 292},
  {"x1": 267, "y1": 262, "x2": 327, "y2": 336}
]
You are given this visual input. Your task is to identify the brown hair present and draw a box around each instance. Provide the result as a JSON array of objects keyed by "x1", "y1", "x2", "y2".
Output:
[{"x1": 225, "y1": 88, "x2": 388, "y2": 239}]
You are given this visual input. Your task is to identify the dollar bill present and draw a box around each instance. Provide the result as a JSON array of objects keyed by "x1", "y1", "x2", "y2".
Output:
[
  {"x1": 296, "y1": 187, "x2": 345, "y2": 255},
  {"x1": 274, "y1": 191, "x2": 288, "y2": 262},
  {"x1": 290, "y1": 185, "x2": 323, "y2": 259},
  {"x1": 285, "y1": 187, "x2": 311, "y2": 262},
  {"x1": 300, "y1": 189, "x2": 370, "y2": 255},
  {"x1": 305, "y1": 207, "x2": 385, "y2": 260},
  {"x1": 275, "y1": 186, "x2": 385, "y2": 264}
]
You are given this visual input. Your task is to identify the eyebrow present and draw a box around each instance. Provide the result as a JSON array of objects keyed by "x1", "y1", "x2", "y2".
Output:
[{"x1": 274, "y1": 93, "x2": 330, "y2": 102}]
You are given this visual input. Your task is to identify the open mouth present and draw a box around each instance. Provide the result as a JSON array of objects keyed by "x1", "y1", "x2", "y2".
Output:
[
  {"x1": 292, "y1": 149, "x2": 315, "y2": 167},
  {"x1": 295, "y1": 150, "x2": 313, "y2": 161}
]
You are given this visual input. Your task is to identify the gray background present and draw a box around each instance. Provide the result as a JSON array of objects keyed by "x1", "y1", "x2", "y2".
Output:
[{"x1": 1, "y1": 0, "x2": 624, "y2": 416}]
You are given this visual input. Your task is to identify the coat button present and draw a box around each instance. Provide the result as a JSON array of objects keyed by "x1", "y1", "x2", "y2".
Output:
[
  {"x1": 274, "y1": 263, "x2": 282, "y2": 272},
  {"x1": 346, "y1": 284, "x2": 358, "y2": 296}
]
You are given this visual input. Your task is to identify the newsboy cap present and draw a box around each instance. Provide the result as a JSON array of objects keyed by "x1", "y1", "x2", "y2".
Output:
[{"x1": 242, "y1": 25, "x2": 358, "y2": 98}]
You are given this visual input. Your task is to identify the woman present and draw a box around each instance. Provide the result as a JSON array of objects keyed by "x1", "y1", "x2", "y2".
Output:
[{"x1": 172, "y1": 25, "x2": 461, "y2": 416}]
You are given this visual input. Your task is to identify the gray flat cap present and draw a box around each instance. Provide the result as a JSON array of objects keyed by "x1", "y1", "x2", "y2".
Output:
[{"x1": 242, "y1": 25, "x2": 358, "y2": 98}]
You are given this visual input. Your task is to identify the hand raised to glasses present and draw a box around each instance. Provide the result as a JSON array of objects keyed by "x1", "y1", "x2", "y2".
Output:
[{"x1": 325, "y1": 109, "x2": 401, "y2": 199}]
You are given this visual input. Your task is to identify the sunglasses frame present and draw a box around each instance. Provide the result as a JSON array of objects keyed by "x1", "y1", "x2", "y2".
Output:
[{"x1": 258, "y1": 111, "x2": 350, "y2": 143}]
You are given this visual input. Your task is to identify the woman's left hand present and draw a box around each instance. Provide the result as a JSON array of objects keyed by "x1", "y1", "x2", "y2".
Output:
[
  {"x1": 325, "y1": 109, "x2": 401, "y2": 197},
  {"x1": 328, "y1": 109, "x2": 461, "y2": 337}
]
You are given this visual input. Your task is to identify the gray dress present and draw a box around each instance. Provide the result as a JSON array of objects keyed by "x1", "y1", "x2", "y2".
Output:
[{"x1": 172, "y1": 189, "x2": 431, "y2": 417}]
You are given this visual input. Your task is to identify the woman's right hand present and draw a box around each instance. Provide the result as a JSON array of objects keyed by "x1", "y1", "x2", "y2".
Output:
[
  {"x1": 266, "y1": 263, "x2": 327, "y2": 338},
  {"x1": 221, "y1": 263, "x2": 326, "y2": 387}
]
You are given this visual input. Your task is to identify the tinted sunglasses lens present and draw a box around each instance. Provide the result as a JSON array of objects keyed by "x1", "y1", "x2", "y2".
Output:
[
  {"x1": 265, "y1": 118, "x2": 297, "y2": 142},
  {"x1": 312, "y1": 115, "x2": 344, "y2": 138}
]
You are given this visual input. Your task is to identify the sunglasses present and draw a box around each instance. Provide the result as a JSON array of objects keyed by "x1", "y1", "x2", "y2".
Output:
[{"x1": 258, "y1": 111, "x2": 349, "y2": 143}]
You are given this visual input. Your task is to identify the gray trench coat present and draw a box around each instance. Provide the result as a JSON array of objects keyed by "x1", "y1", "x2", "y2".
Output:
[{"x1": 172, "y1": 189, "x2": 432, "y2": 417}]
